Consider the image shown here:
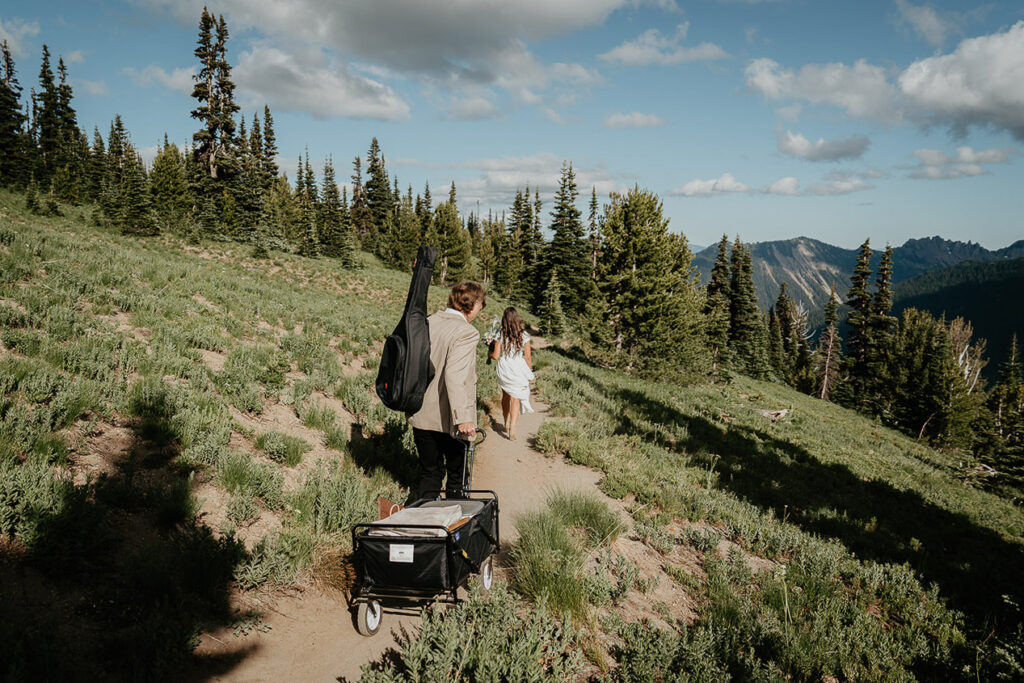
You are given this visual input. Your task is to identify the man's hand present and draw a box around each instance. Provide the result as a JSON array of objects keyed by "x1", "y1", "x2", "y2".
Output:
[{"x1": 456, "y1": 421, "x2": 476, "y2": 436}]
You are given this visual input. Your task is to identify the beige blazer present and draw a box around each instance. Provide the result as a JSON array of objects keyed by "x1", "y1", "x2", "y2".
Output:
[{"x1": 408, "y1": 310, "x2": 479, "y2": 434}]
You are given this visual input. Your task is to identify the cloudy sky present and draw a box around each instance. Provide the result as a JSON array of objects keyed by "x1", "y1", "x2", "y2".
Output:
[{"x1": 3, "y1": 0, "x2": 1022, "y2": 249}]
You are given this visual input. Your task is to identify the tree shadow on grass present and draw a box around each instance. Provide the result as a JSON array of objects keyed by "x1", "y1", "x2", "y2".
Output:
[
  {"x1": 0, "y1": 410, "x2": 248, "y2": 681},
  {"x1": 604, "y1": 382, "x2": 1024, "y2": 632},
  {"x1": 347, "y1": 420, "x2": 421, "y2": 502}
]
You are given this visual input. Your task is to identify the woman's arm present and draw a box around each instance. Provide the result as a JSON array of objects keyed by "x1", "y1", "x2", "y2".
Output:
[
  {"x1": 489, "y1": 340, "x2": 501, "y2": 360},
  {"x1": 524, "y1": 340, "x2": 532, "y2": 369}
]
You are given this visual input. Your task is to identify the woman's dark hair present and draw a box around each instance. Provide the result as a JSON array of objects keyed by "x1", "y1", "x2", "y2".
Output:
[
  {"x1": 499, "y1": 307, "x2": 525, "y2": 355},
  {"x1": 448, "y1": 281, "x2": 486, "y2": 314}
]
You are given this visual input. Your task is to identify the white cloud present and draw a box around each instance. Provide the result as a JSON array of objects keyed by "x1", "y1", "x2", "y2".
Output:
[
  {"x1": 0, "y1": 18, "x2": 40, "y2": 57},
  {"x1": 745, "y1": 57, "x2": 901, "y2": 124},
  {"x1": 604, "y1": 112, "x2": 666, "y2": 128},
  {"x1": 79, "y1": 79, "x2": 108, "y2": 96},
  {"x1": 900, "y1": 21, "x2": 1024, "y2": 140},
  {"x1": 66, "y1": 49, "x2": 86, "y2": 64},
  {"x1": 600, "y1": 23, "x2": 729, "y2": 66},
  {"x1": 139, "y1": 0, "x2": 644, "y2": 116},
  {"x1": 807, "y1": 178, "x2": 872, "y2": 195},
  {"x1": 908, "y1": 145, "x2": 1014, "y2": 179},
  {"x1": 764, "y1": 176, "x2": 800, "y2": 195},
  {"x1": 542, "y1": 107, "x2": 566, "y2": 125},
  {"x1": 777, "y1": 129, "x2": 870, "y2": 161},
  {"x1": 123, "y1": 64, "x2": 195, "y2": 94},
  {"x1": 895, "y1": 0, "x2": 953, "y2": 47},
  {"x1": 746, "y1": 22, "x2": 1024, "y2": 140},
  {"x1": 671, "y1": 172, "x2": 749, "y2": 197},
  {"x1": 233, "y1": 45, "x2": 410, "y2": 120},
  {"x1": 446, "y1": 96, "x2": 502, "y2": 121}
]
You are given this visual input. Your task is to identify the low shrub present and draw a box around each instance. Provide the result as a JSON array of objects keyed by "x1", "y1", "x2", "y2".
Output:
[
  {"x1": 254, "y1": 430, "x2": 310, "y2": 467},
  {"x1": 287, "y1": 462, "x2": 403, "y2": 537},
  {"x1": 234, "y1": 528, "x2": 315, "y2": 590},
  {"x1": 216, "y1": 449, "x2": 283, "y2": 509}
]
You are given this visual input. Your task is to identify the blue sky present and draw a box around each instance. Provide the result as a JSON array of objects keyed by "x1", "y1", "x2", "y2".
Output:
[{"x1": 2, "y1": 0, "x2": 1022, "y2": 249}]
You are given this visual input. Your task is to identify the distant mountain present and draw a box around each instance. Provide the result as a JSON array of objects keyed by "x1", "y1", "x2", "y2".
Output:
[
  {"x1": 893, "y1": 257, "x2": 1024, "y2": 378},
  {"x1": 693, "y1": 236, "x2": 1024, "y2": 318}
]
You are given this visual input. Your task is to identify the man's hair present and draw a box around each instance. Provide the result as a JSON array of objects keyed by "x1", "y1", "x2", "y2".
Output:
[{"x1": 448, "y1": 281, "x2": 486, "y2": 314}]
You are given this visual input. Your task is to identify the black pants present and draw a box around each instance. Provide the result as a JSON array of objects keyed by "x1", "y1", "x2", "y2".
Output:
[{"x1": 413, "y1": 428, "x2": 468, "y2": 499}]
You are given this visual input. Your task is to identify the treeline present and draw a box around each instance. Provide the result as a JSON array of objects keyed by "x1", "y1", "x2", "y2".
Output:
[{"x1": 1, "y1": 13, "x2": 1021, "y2": 478}]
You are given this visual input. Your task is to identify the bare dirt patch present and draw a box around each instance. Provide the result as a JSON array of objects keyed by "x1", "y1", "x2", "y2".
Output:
[
  {"x1": 199, "y1": 348, "x2": 228, "y2": 372},
  {"x1": 70, "y1": 422, "x2": 134, "y2": 485}
]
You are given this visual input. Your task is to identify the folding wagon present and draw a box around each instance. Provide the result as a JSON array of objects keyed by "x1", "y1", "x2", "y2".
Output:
[{"x1": 349, "y1": 431, "x2": 499, "y2": 636}]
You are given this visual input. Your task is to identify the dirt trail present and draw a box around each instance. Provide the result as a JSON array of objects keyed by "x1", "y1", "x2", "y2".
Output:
[{"x1": 192, "y1": 345, "x2": 607, "y2": 682}]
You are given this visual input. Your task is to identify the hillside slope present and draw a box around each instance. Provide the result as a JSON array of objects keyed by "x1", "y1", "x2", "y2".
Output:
[
  {"x1": 3, "y1": 192, "x2": 1023, "y2": 680},
  {"x1": 893, "y1": 257, "x2": 1024, "y2": 374}
]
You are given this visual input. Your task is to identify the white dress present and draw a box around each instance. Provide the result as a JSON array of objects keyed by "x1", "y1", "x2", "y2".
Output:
[{"x1": 496, "y1": 331, "x2": 535, "y2": 414}]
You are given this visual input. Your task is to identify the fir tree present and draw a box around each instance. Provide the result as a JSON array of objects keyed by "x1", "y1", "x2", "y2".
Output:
[
  {"x1": 728, "y1": 238, "x2": 771, "y2": 379},
  {"x1": 391, "y1": 185, "x2": 421, "y2": 270},
  {"x1": 319, "y1": 156, "x2": 344, "y2": 257},
  {"x1": 586, "y1": 187, "x2": 709, "y2": 378},
  {"x1": 430, "y1": 199, "x2": 471, "y2": 285},
  {"x1": 768, "y1": 305, "x2": 785, "y2": 378},
  {"x1": 150, "y1": 135, "x2": 189, "y2": 232},
  {"x1": 25, "y1": 176, "x2": 40, "y2": 214},
  {"x1": 349, "y1": 156, "x2": 370, "y2": 247},
  {"x1": 261, "y1": 105, "x2": 278, "y2": 190},
  {"x1": 191, "y1": 9, "x2": 239, "y2": 182},
  {"x1": 0, "y1": 40, "x2": 28, "y2": 188},
  {"x1": 495, "y1": 191, "x2": 527, "y2": 302},
  {"x1": 34, "y1": 45, "x2": 61, "y2": 186},
  {"x1": 537, "y1": 272, "x2": 567, "y2": 337},
  {"x1": 704, "y1": 234, "x2": 732, "y2": 374},
  {"x1": 547, "y1": 162, "x2": 588, "y2": 319},
  {"x1": 989, "y1": 335, "x2": 1024, "y2": 472},
  {"x1": 587, "y1": 186, "x2": 600, "y2": 281},
  {"x1": 868, "y1": 243, "x2": 897, "y2": 411},
  {"x1": 119, "y1": 147, "x2": 157, "y2": 236},
  {"x1": 844, "y1": 238, "x2": 874, "y2": 407},
  {"x1": 477, "y1": 212, "x2": 503, "y2": 286},
  {"x1": 364, "y1": 137, "x2": 391, "y2": 254},
  {"x1": 815, "y1": 287, "x2": 843, "y2": 401}
]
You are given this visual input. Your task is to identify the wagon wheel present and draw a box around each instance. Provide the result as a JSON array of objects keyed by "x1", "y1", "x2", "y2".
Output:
[
  {"x1": 356, "y1": 600, "x2": 383, "y2": 636},
  {"x1": 480, "y1": 556, "x2": 494, "y2": 593}
]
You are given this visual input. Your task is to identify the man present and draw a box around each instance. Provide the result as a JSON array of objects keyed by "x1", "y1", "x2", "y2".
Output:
[{"x1": 408, "y1": 281, "x2": 486, "y2": 498}]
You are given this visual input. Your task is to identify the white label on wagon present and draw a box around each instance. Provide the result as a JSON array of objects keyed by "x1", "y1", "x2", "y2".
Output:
[{"x1": 389, "y1": 544, "x2": 414, "y2": 563}]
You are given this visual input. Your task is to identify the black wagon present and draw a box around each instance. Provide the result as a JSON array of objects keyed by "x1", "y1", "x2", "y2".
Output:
[{"x1": 349, "y1": 489, "x2": 500, "y2": 635}]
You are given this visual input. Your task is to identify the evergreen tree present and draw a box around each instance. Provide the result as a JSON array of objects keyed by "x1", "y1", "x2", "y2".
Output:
[
  {"x1": 24, "y1": 176, "x2": 40, "y2": 214},
  {"x1": 587, "y1": 186, "x2": 600, "y2": 281},
  {"x1": 349, "y1": 155, "x2": 371, "y2": 247},
  {"x1": 728, "y1": 238, "x2": 771, "y2": 379},
  {"x1": 150, "y1": 135, "x2": 189, "y2": 232},
  {"x1": 191, "y1": 9, "x2": 239, "y2": 183},
  {"x1": 477, "y1": 212, "x2": 503, "y2": 287},
  {"x1": 495, "y1": 191, "x2": 527, "y2": 302},
  {"x1": 34, "y1": 45, "x2": 61, "y2": 186},
  {"x1": 989, "y1": 335, "x2": 1024, "y2": 473},
  {"x1": 364, "y1": 137, "x2": 391, "y2": 254},
  {"x1": 547, "y1": 162, "x2": 588, "y2": 320},
  {"x1": 319, "y1": 156, "x2": 344, "y2": 257},
  {"x1": 844, "y1": 238, "x2": 874, "y2": 407},
  {"x1": 537, "y1": 272, "x2": 567, "y2": 337},
  {"x1": 0, "y1": 40, "x2": 28, "y2": 188},
  {"x1": 585, "y1": 187, "x2": 709, "y2": 378},
  {"x1": 768, "y1": 305, "x2": 785, "y2": 378},
  {"x1": 704, "y1": 235, "x2": 732, "y2": 375},
  {"x1": 430, "y1": 199, "x2": 471, "y2": 285},
  {"x1": 417, "y1": 181, "x2": 433, "y2": 239},
  {"x1": 815, "y1": 287, "x2": 843, "y2": 401},
  {"x1": 119, "y1": 147, "x2": 157, "y2": 236},
  {"x1": 261, "y1": 105, "x2": 278, "y2": 190},
  {"x1": 84, "y1": 127, "x2": 105, "y2": 200},
  {"x1": 868, "y1": 243, "x2": 897, "y2": 412}
]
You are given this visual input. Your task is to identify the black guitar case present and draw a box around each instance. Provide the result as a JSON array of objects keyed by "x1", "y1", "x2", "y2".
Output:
[{"x1": 375, "y1": 245, "x2": 437, "y2": 413}]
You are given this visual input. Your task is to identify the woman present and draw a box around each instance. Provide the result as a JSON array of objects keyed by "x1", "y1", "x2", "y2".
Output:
[{"x1": 489, "y1": 307, "x2": 534, "y2": 440}]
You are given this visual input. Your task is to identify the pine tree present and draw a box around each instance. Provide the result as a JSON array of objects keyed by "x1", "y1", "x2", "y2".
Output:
[
  {"x1": 989, "y1": 335, "x2": 1024, "y2": 473},
  {"x1": 728, "y1": 238, "x2": 771, "y2": 379},
  {"x1": 191, "y1": 9, "x2": 239, "y2": 183},
  {"x1": 815, "y1": 287, "x2": 843, "y2": 401},
  {"x1": 844, "y1": 238, "x2": 874, "y2": 407},
  {"x1": 587, "y1": 186, "x2": 600, "y2": 281},
  {"x1": 495, "y1": 191, "x2": 527, "y2": 302},
  {"x1": 34, "y1": 45, "x2": 61, "y2": 186},
  {"x1": 319, "y1": 156, "x2": 344, "y2": 257},
  {"x1": 547, "y1": 162, "x2": 588, "y2": 320},
  {"x1": 537, "y1": 272, "x2": 567, "y2": 337},
  {"x1": 430, "y1": 199, "x2": 471, "y2": 285},
  {"x1": 868, "y1": 243, "x2": 897, "y2": 412},
  {"x1": 364, "y1": 137, "x2": 391, "y2": 254},
  {"x1": 25, "y1": 176, "x2": 40, "y2": 214},
  {"x1": 261, "y1": 105, "x2": 278, "y2": 190},
  {"x1": 478, "y1": 212, "x2": 503, "y2": 287},
  {"x1": 704, "y1": 234, "x2": 732, "y2": 374},
  {"x1": 85, "y1": 127, "x2": 105, "y2": 201},
  {"x1": 768, "y1": 305, "x2": 785, "y2": 378},
  {"x1": 0, "y1": 40, "x2": 28, "y2": 188},
  {"x1": 391, "y1": 185, "x2": 421, "y2": 270},
  {"x1": 586, "y1": 187, "x2": 709, "y2": 378},
  {"x1": 119, "y1": 147, "x2": 157, "y2": 236},
  {"x1": 349, "y1": 156, "x2": 370, "y2": 247},
  {"x1": 150, "y1": 135, "x2": 189, "y2": 232}
]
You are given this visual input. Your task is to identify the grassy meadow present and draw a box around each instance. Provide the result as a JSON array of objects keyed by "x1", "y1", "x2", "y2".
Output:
[{"x1": 2, "y1": 189, "x2": 1023, "y2": 680}]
